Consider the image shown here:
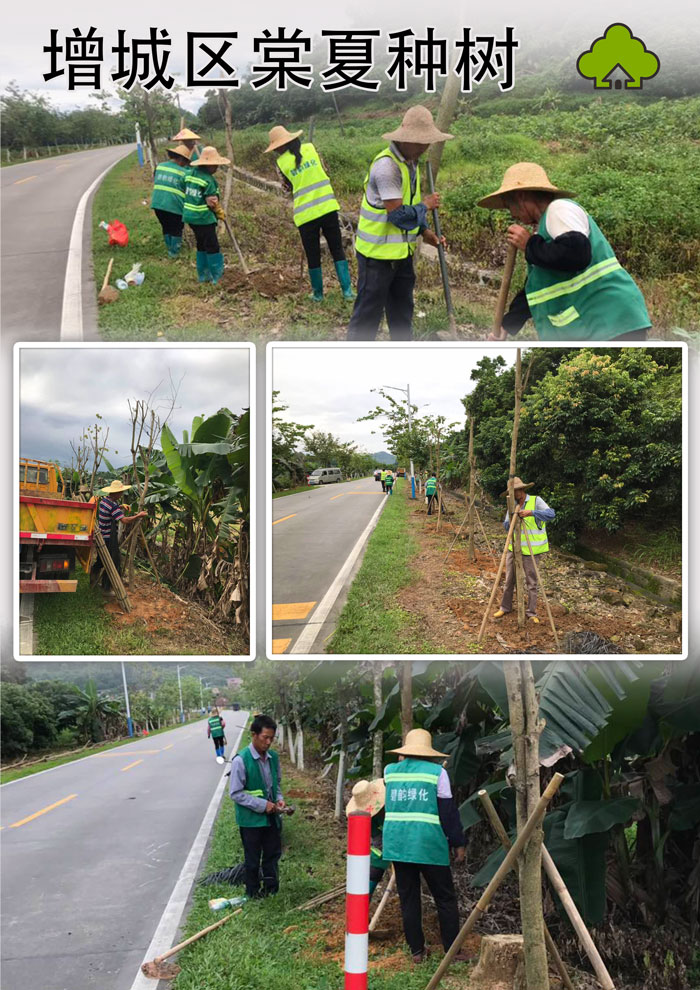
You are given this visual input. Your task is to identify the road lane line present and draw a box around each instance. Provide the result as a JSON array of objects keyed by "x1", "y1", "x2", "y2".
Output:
[
  {"x1": 330, "y1": 493, "x2": 346, "y2": 500},
  {"x1": 162, "y1": 744, "x2": 174, "y2": 751},
  {"x1": 272, "y1": 513, "x2": 297, "y2": 526},
  {"x1": 272, "y1": 638, "x2": 292, "y2": 654},
  {"x1": 272, "y1": 602, "x2": 316, "y2": 621},
  {"x1": 14, "y1": 175, "x2": 38, "y2": 185},
  {"x1": 8, "y1": 793, "x2": 77, "y2": 828},
  {"x1": 121, "y1": 760, "x2": 144, "y2": 772},
  {"x1": 129, "y1": 712, "x2": 249, "y2": 990},
  {"x1": 289, "y1": 496, "x2": 389, "y2": 654},
  {"x1": 94, "y1": 749, "x2": 162, "y2": 758}
]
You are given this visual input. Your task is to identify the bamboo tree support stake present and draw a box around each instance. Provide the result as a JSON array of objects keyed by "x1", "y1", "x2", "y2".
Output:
[
  {"x1": 139, "y1": 530, "x2": 161, "y2": 583},
  {"x1": 478, "y1": 791, "x2": 576, "y2": 990},
  {"x1": 369, "y1": 865, "x2": 396, "y2": 932},
  {"x1": 426, "y1": 160, "x2": 457, "y2": 340},
  {"x1": 467, "y1": 418, "x2": 476, "y2": 560},
  {"x1": 493, "y1": 243, "x2": 517, "y2": 335},
  {"x1": 521, "y1": 526, "x2": 560, "y2": 650},
  {"x1": 93, "y1": 529, "x2": 131, "y2": 613},
  {"x1": 424, "y1": 773, "x2": 565, "y2": 990},
  {"x1": 508, "y1": 349, "x2": 526, "y2": 630},
  {"x1": 474, "y1": 502, "x2": 498, "y2": 564},
  {"x1": 443, "y1": 496, "x2": 476, "y2": 562},
  {"x1": 477, "y1": 511, "x2": 519, "y2": 642}
]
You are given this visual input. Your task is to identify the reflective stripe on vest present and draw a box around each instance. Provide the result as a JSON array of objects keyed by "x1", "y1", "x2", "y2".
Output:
[
  {"x1": 153, "y1": 184, "x2": 185, "y2": 199},
  {"x1": 355, "y1": 149, "x2": 421, "y2": 260},
  {"x1": 526, "y1": 257, "x2": 623, "y2": 307},
  {"x1": 508, "y1": 495, "x2": 549, "y2": 555},
  {"x1": 277, "y1": 144, "x2": 339, "y2": 227}
]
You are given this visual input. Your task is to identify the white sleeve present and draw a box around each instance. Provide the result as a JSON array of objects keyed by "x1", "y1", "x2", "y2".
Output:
[
  {"x1": 545, "y1": 199, "x2": 590, "y2": 240},
  {"x1": 437, "y1": 768, "x2": 453, "y2": 798}
]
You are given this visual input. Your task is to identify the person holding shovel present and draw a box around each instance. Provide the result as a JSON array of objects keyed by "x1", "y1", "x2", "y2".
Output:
[
  {"x1": 183, "y1": 146, "x2": 231, "y2": 284},
  {"x1": 264, "y1": 126, "x2": 354, "y2": 302},
  {"x1": 346, "y1": 779, "x2": 389, "y2": 898},
  {"x1": 229, "y1": 714, "x2": 286, "y2": 899},
  {"x1": 493, "y1": 476, "x2": 555, "y2": 624},
  {"x1": 93, "y1": 481, "x2": 147, "y2": 595},
  {"x1": 150, "y1": 143, "x2": 192, "y2": 259},
  {"x1": 347, "y1": 106, "x2": 452, "y2": 341},
  {"x1": 478, "y1": 163, "x2": 651, "y2": 341},
  {"x1": 383, "y1": 729, "x2": 468, "y2": 965},
  {"x1": 172, "y1": 126, "x2": 202, "y2": 163},
  {"x1": 207, "y1": 707, "x2": 227, "y2": 763}
]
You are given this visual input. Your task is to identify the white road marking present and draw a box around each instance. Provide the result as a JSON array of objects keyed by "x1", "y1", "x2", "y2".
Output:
[
  {"x1": 128, "y1": 713, "x2": 249, "y2": 990},
  {"x1": 289, "y1": 497, "x2": 388, "y2": 654}
]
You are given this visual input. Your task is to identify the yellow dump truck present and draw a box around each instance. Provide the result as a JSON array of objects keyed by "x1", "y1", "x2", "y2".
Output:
[{"x1": 19, "y1": 460, "x2": 97, "y2": 593}]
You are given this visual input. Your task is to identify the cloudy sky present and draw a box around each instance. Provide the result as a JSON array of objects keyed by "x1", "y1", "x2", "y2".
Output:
[
  {"x1": 19, "y1": 346, "x2": 249, "y2": 467},
  {"x1": 272, "y1": 345, "x2": 516, "y2": 454}
]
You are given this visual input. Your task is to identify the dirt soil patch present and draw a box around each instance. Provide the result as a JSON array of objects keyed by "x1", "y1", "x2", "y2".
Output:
[{"x1": 219, "y1": 265, "x2": 303, "y2": 297}]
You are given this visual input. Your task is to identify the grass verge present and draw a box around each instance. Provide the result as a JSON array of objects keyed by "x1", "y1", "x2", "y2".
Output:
[
  {"x1": 273, "y1": 484, "x2": 319, "y2": 499},
  {"x1": 327, "y1": 482, "x2": 430, "y2": 654}
]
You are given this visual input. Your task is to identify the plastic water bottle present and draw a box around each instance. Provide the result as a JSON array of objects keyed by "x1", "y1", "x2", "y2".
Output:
[{"x1": 208, "y1": 895, "x2": 247, "y2": 912}]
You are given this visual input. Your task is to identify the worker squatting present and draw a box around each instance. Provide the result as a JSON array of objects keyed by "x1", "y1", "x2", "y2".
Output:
[{"x1": 150, "y1": 108, "x2": 651, "y2": 341}]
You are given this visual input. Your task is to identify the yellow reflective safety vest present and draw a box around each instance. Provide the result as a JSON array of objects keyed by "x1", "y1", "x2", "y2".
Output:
[
  {"x1": 508, "y1": 495, "x2": 550, "y2": 555},
  {"x1": 276, "y1": 143, "x2": 339, "y2": 227},
  {"x1": 355, "y1": 148, "x2": 421, "y2": 260}
]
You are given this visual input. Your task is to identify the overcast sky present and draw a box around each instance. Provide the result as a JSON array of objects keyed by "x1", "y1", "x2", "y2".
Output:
[
  {"x1": 272, "y1": 345, "x2": 516, "y2": 453},
  {"x1": 19, "y1": 346, "x2": 249, "y2": 467},
  {"x1": 2, "y1": 2, "x2": 691, "y2": 112}
]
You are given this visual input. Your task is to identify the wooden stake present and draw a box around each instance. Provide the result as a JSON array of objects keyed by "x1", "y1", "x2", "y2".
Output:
[
  {"x1": 467, "y1": 418, "x2": 476, "y2": 561},
  {"x1": 369, "y1": 865, "x2": 396, "y2": 931},
  {"x1": 443, "y1": 493, "x2": 477, "y2": 563},
  {"x1": 474, "y1": 502, "x2": 498, "y2": 564},
  {"x1": 493, "y1": 243, "x2": 517, "y2": 335},
  {"x1": 477, "y1": 512, "x2": 519, "y2": 642},
  {"x1": 424, "y1": 773, "x2": 564, "y2": 990},
  {"x1": 139, "y1": 530, "x2": 161, "y2": 582},
  {"x1": 508, "y1": 350, "x2": 526, "y2": 630},
  {"x1": 521, "y1": 526, "x2": 559, "y2": 650}
]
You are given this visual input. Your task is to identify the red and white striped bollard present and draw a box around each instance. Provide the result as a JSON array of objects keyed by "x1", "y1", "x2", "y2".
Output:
[{"x1": 344, "y1": 811, "x2": 370, "y2": 989}]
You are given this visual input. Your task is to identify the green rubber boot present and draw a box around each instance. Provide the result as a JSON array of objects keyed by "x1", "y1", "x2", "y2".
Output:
[
  {"x1": 196, "y1": 251, "x2": 211, "y2": 283},
  {"x1": 334, "y1": 259, "x2": 355, "y2": 300},
  {"x1": 164, "y1": 233, "x2": 172, "y2": 255},
  {"x1": 168, "y1": 235, "x2": 183, "y2": 259},
  {"x1": 208, "y1": 252, "x2": 225, "y2": 284},
  {"x1": 308, "y1": 267, "x2": 324, "y2": 302}
]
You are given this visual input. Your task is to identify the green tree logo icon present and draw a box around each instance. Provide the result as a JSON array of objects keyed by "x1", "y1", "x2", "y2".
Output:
[{"x1": 577, "y1": 23, "x2": 660, "y2": 89}]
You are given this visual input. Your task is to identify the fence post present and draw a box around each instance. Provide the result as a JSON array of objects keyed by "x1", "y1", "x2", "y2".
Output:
[{"x1": 345, "y1": 811, "x2": 370, "y2": 990}]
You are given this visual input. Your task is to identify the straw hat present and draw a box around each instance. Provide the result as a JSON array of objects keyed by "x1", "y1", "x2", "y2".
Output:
[
  {"x1": 173, "y1": 127, "x2": 201, "y2": 140},
  {"x1": 264, "y1": 125, "x2": 303, "y2": 153},
  {"x1": 346, "y1": 778, "x2": 386, "y2": 817},
  {"x1": 167, "y1": 144, "x2": 192, "y2": 161},
  {"x1": 389, "y1": 728, "x2": 449, "y2": 759},
  {"x1": 382, "y1": 106, "x2": 454, "y2": 145},
  {"x1": 100, "y1": 480, "x2": 131, "y2": 495},
  {"x1": 499, "y1": 477, "x2": 534, "y2": 496},
  {"x1": 193, "y1": 146, "x2": 231, "y2": 167},
  {"x1": 477, "y1": 163, "x2": 573, "y2": 210}
]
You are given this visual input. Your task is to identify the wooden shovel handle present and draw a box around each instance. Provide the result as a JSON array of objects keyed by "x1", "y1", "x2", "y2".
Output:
[
  {"x1": 153, "y1": 908, "x2": 242, "y2": 963},
  {"x1": 101, "y1": 257, "x2": 114, "y2": 292},
  {"x1": 492, "y1": 244, "x2": 517, "y2": 334}
]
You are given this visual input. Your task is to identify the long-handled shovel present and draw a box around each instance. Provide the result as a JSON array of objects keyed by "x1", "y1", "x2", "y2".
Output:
[
  {"x1": 493, "y1": 243, "x2": 517, "y2": 336},
  {"x1": 222, "y1": 217, "x2": 251, "y2": 276},
  {"x1": 425, "y1": 161, "x2": 457, "y2": 340},
  {"x1": 141, "y1": 908, "x2": 243, "y2": 980}
]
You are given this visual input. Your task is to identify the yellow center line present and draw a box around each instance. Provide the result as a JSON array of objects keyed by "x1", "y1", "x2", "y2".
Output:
[
  {"x1": 14, "y1": 175, "x2": 38, "y2": 185},
  {"x1": 94, "y1": 748, "x2": 161, "y2": 757},
  {"x1": 162, "y1": 743, "x2": 174, "y2": 750},
  {"x1": 272, "y1": 601, "x2": 316, "y2": 621},
  {"x1": 330, "y1": 493, "x2": 346, "y2": 500},
  {"x1": 9, "y1": 794, "x2": 77, "y2": 828},
  {"x1": 271, "y1": 638, "x2": 292, "y2": 654},
  {"x1": 273, "y1": 513, "x2": 297, "y2": 526},
  {"x1": 121, "y1": 760, "x2": 143, "y2": 772}
]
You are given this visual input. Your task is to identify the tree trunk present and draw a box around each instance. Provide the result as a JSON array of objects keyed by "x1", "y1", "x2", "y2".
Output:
[
  {"x1": 372, "y1": 663, "x2": 384, "y2": 779},
  {"x1": 467, "y1": 417, "x2": 476, "y2": 562},
  {"x1": 399, "y1": 662, "x2": 413, "y2": 741},
  {"x1": 508, "y1": 349, "x2": 526, "y2": 629},
  {"x1": 428, "y1": 71, "x2": 460, "y2": 179},
  {"x1": 334, "y1": 717, "x2": 346, "y2": 820},
  {"x1": 218, "y1": 90, "x2": 234, "y2": 213},
  {"x1": 141, "y1": 90, "x2": 159, "y2": 173},
  {"x1": 296, "y1": 725, "x2": 305, "y2": 770},
  {"x1": 504, "y1": 661, "x2": 549, "y2": 990}
]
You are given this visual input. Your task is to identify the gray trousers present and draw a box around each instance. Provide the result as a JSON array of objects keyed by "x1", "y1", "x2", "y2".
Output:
[{"x1": 500, "y1": 551, "x2": 539, "y2": 617}]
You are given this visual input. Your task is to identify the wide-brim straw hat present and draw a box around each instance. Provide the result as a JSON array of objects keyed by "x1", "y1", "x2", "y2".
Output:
[
  {"x1": 499, "y1": 476, "x2": 534, "y2": 496},
  {"x1": 264, "y1": 125, "x2": 303, "y2": 153},
  {"x1": 194, "y1": 146, "x2": 231, "y2": 167},
  {"x1": 346, "y1": 778, "x2": 386, "y2": 816},
  {"x1": 477, "y1": 163, "x2": 574, "y2": 210},
  {"x1": 382, "y1": 106, "x2": 454, "y2": 145},
  {"x1": 389, "y1": 728, "x2": 449, "y2": 759},
  {"x1": 173, "y1": 127, "x2": 201, "y2": 141},
  {"x1": 100, "y1": 480, "x2": 131, "y2": 495},
  {"x1": 167, "y1": 144, "x2": 192, "y2": 161}
]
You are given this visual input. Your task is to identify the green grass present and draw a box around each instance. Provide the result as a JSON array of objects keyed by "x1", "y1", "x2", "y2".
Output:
[
  {"x1": 173, "y1": 763, "x2": 464, "y2": 990},
  {"x1": 327, "y1": 482, "x2": 432, "y2": 654},
  {"x1": 273, "y1": 484, "x2": 320, "y2": 499}
]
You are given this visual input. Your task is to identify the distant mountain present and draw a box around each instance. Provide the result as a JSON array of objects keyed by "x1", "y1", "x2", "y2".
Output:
[
  {"x1": 372, "y1": 451, "x2": 397, "y2": 465},
  {"x1": 5, "y1": 660, "x2": 246, "y2": 693}
]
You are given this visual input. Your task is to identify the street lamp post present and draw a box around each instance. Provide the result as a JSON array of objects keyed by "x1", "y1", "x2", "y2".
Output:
[
  {"x1": 383, "y1": 384, "x2": 416, "y2": 499},
  {"x1": 176, "y1": 665, "x2": 185, "y2": 724},
  {"x1": 121, "y1": 661, "x2": 134, "y2": 737}
]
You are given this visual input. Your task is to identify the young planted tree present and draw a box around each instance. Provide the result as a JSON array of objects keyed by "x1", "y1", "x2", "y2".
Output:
[
  {"x1": 508, "y1": 350, "x2": 526, "y2": 630},
  {"x1": 467, "y1": 417, "x2": 475, "y2": 561}
]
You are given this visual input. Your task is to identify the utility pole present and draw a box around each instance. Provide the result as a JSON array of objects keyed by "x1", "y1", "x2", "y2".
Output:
[
  {"x1": 177, "y1": 665, "x2": 185, "y2": 723},
  {"x1": 121, "y1": 661, "x2": 134, "y2": 737}
]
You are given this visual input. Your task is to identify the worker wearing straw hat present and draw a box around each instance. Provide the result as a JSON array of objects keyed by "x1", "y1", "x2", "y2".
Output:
[
  {"x1": 383, "y1": 729, "x2": 468, "y2": 965},
  {"x1": 172, "y1": 126, "x2": 202, "y2": 163},
  {"x1": 93, "y1": 481, "x2": 146, "y2": 594},
  {"x1": 264, "y1": 126, "x2": 354, "y2": 303},
  {"x1": 183, "y1": 146, "x2": 231, "y2": 284},
  {"x1": 346, "y1": 779, "x2": 390, "y2": 897},
  {"x1": 347, "y1": 106, "x2": 453, "y2": 341},
  {"x1": 478, "y1": 163, "x2": 650, "y2": 341},
  {"x1": 493, "y1": 476, "x2": 555, "y2": 623},
  {"x1": 150, "y1": 144, "x2": 192, "y2": 259}
]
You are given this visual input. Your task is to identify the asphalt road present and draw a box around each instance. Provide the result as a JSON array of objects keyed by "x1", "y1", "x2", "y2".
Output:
[
  {"x1": 0, "y1": 710, "x2": 249, "y2": 990},
  {"x1": 271, "y1": 477, "x2": 387, "y2": 653}
]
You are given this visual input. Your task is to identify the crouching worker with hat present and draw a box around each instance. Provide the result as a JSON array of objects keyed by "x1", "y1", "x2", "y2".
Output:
[
  {"x1": 150, "y1": 144, "x2": 192, "y2": 259},
  {"x1": 346, "y1": 779, "x2": 390, "y2": 897},
  {"x1": 383, "y1": 729, "x2": 468, "y2": 964},
  {"x1": 183, "y1": 146, "x2": 231, "y2": 284},
  {"x1": 478, "y1": 163, "x2": 650, "y2": 342},
  {"x1": 494, "y1": 476, "x2": 555, "y2": 624},
  {"x1": 229, "y1": 714, "x2": 286, "y2": 899}
]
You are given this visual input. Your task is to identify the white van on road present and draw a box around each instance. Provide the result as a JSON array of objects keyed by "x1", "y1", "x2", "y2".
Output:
[{"x1": 308, "y1": 468, "x2": 342, "y2": 485}]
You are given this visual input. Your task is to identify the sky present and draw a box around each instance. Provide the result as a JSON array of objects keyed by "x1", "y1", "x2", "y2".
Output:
[
  {"x1": 272, "y1": 345, "x2": 516, "y2": 453},
  {"x1": 19, "y1": 346, "x2": 249, "y2": 467}
]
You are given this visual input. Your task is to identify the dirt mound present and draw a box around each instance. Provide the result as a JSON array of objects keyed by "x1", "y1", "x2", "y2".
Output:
[{"x1": 219, "y1": 265, "x2": 302, "y2": 297}]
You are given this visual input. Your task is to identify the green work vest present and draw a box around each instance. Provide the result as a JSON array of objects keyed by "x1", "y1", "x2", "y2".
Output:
[
  {"x1": 356, "y1": 148, "x2": 421, "y2": 260},
  {"x1": 381, "y1": 470, "x2": 388, "y2": 481},
  {"x1": 151, "y1": 161, "x2": 188, "y2": 215},
  {"x1": 385, "y1": 474, "x2": 394, "y2": 486},
  {"x1": 277, "y1": 143, "x2": 339, "y2": 227},
  {"x1": 426, "y1": 478, "x2": 437, "y2": 495},
  {"x1": 508, "y1": 495, "x2": 550, "y2": 556},
  {"x1": 189, "y1": 145, "x2": 202, "y2": 164},
  {"x1": 208, "y1": 715, "x2": 224, "y2": 738},
  {"x1": 383, "y1": 759, "x2": 449, "y2": 866},
  {"x1": 525, "y1": 201, "x2": 650, "y2": 340},
  {"x1": 234, "y1": 747, "x2": 280, "y2": 828},
  {"x1": 371, "y1": 820, "x2": 390, "y2": 871},
  {"x1": 183, "y1": 167, "x2": 219, "y2": 225}
]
